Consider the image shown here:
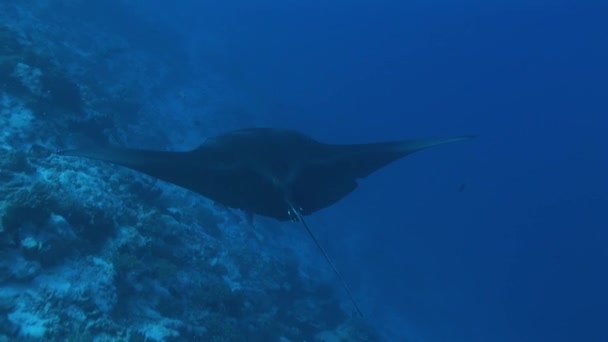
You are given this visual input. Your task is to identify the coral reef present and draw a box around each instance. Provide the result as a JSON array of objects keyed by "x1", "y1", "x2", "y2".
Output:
[
  {"x1": 0, "y1": 2, "x2": 381, "y2": 341},
  {"x1": 0, "y1": 26, "x2": 83, "y2": 116}
]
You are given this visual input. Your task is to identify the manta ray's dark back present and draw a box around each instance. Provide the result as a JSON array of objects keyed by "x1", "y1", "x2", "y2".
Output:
[
  {"x1": 59, "y1": 127, "x2": 473, "y2": 317},
  {"x1": 59, "y1": 128, "x2": 473, "y2": 221}
]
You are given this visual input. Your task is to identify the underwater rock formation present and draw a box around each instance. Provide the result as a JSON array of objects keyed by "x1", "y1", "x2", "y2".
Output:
[
  {"x1": 0, "y1": 26, "x2": 83, "y2": 115},
  {"x1": 0, "y1": 4, "x2": 381, "y2": 341}
]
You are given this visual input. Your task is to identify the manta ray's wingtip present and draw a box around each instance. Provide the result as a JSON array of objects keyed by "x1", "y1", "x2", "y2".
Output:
[
  {"x1": 445, "y1": 135, "x2": 477, "y2": 142},
  {"x1": 56, "y1": 149, "x2": 96, "y2": 159},
  {"x1": 454, "y1": 135, "x2": 477, "y2": 144},
  {"x1": 397, "y1": 134, "x2": 476, "y2": 155},
  {"x1": 56, "y1": 149, "x2": 75, "y2": 156}
]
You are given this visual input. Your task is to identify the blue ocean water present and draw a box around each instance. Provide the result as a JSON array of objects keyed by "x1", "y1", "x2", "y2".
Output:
[
  {"x1": 1, "y1": 0, "x2": 606, "y2": 341},
  {"x1": 162, "y1": 1, "x2": 607, "y2": 341}
]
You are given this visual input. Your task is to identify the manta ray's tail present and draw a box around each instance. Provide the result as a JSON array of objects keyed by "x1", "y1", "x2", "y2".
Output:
[{"x1": 288, "y1": 204, "x2": 364, "y2": 318}]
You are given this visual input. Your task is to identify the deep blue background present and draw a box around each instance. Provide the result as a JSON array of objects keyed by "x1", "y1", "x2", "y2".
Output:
[{"x1": 120, "y1": 0, "x2": 607, "y2": 340}]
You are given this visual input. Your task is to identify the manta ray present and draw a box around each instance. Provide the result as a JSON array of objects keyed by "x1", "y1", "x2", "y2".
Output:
[{"x1": 59, "y1": 127, "x2": 473, "y2": 316}]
